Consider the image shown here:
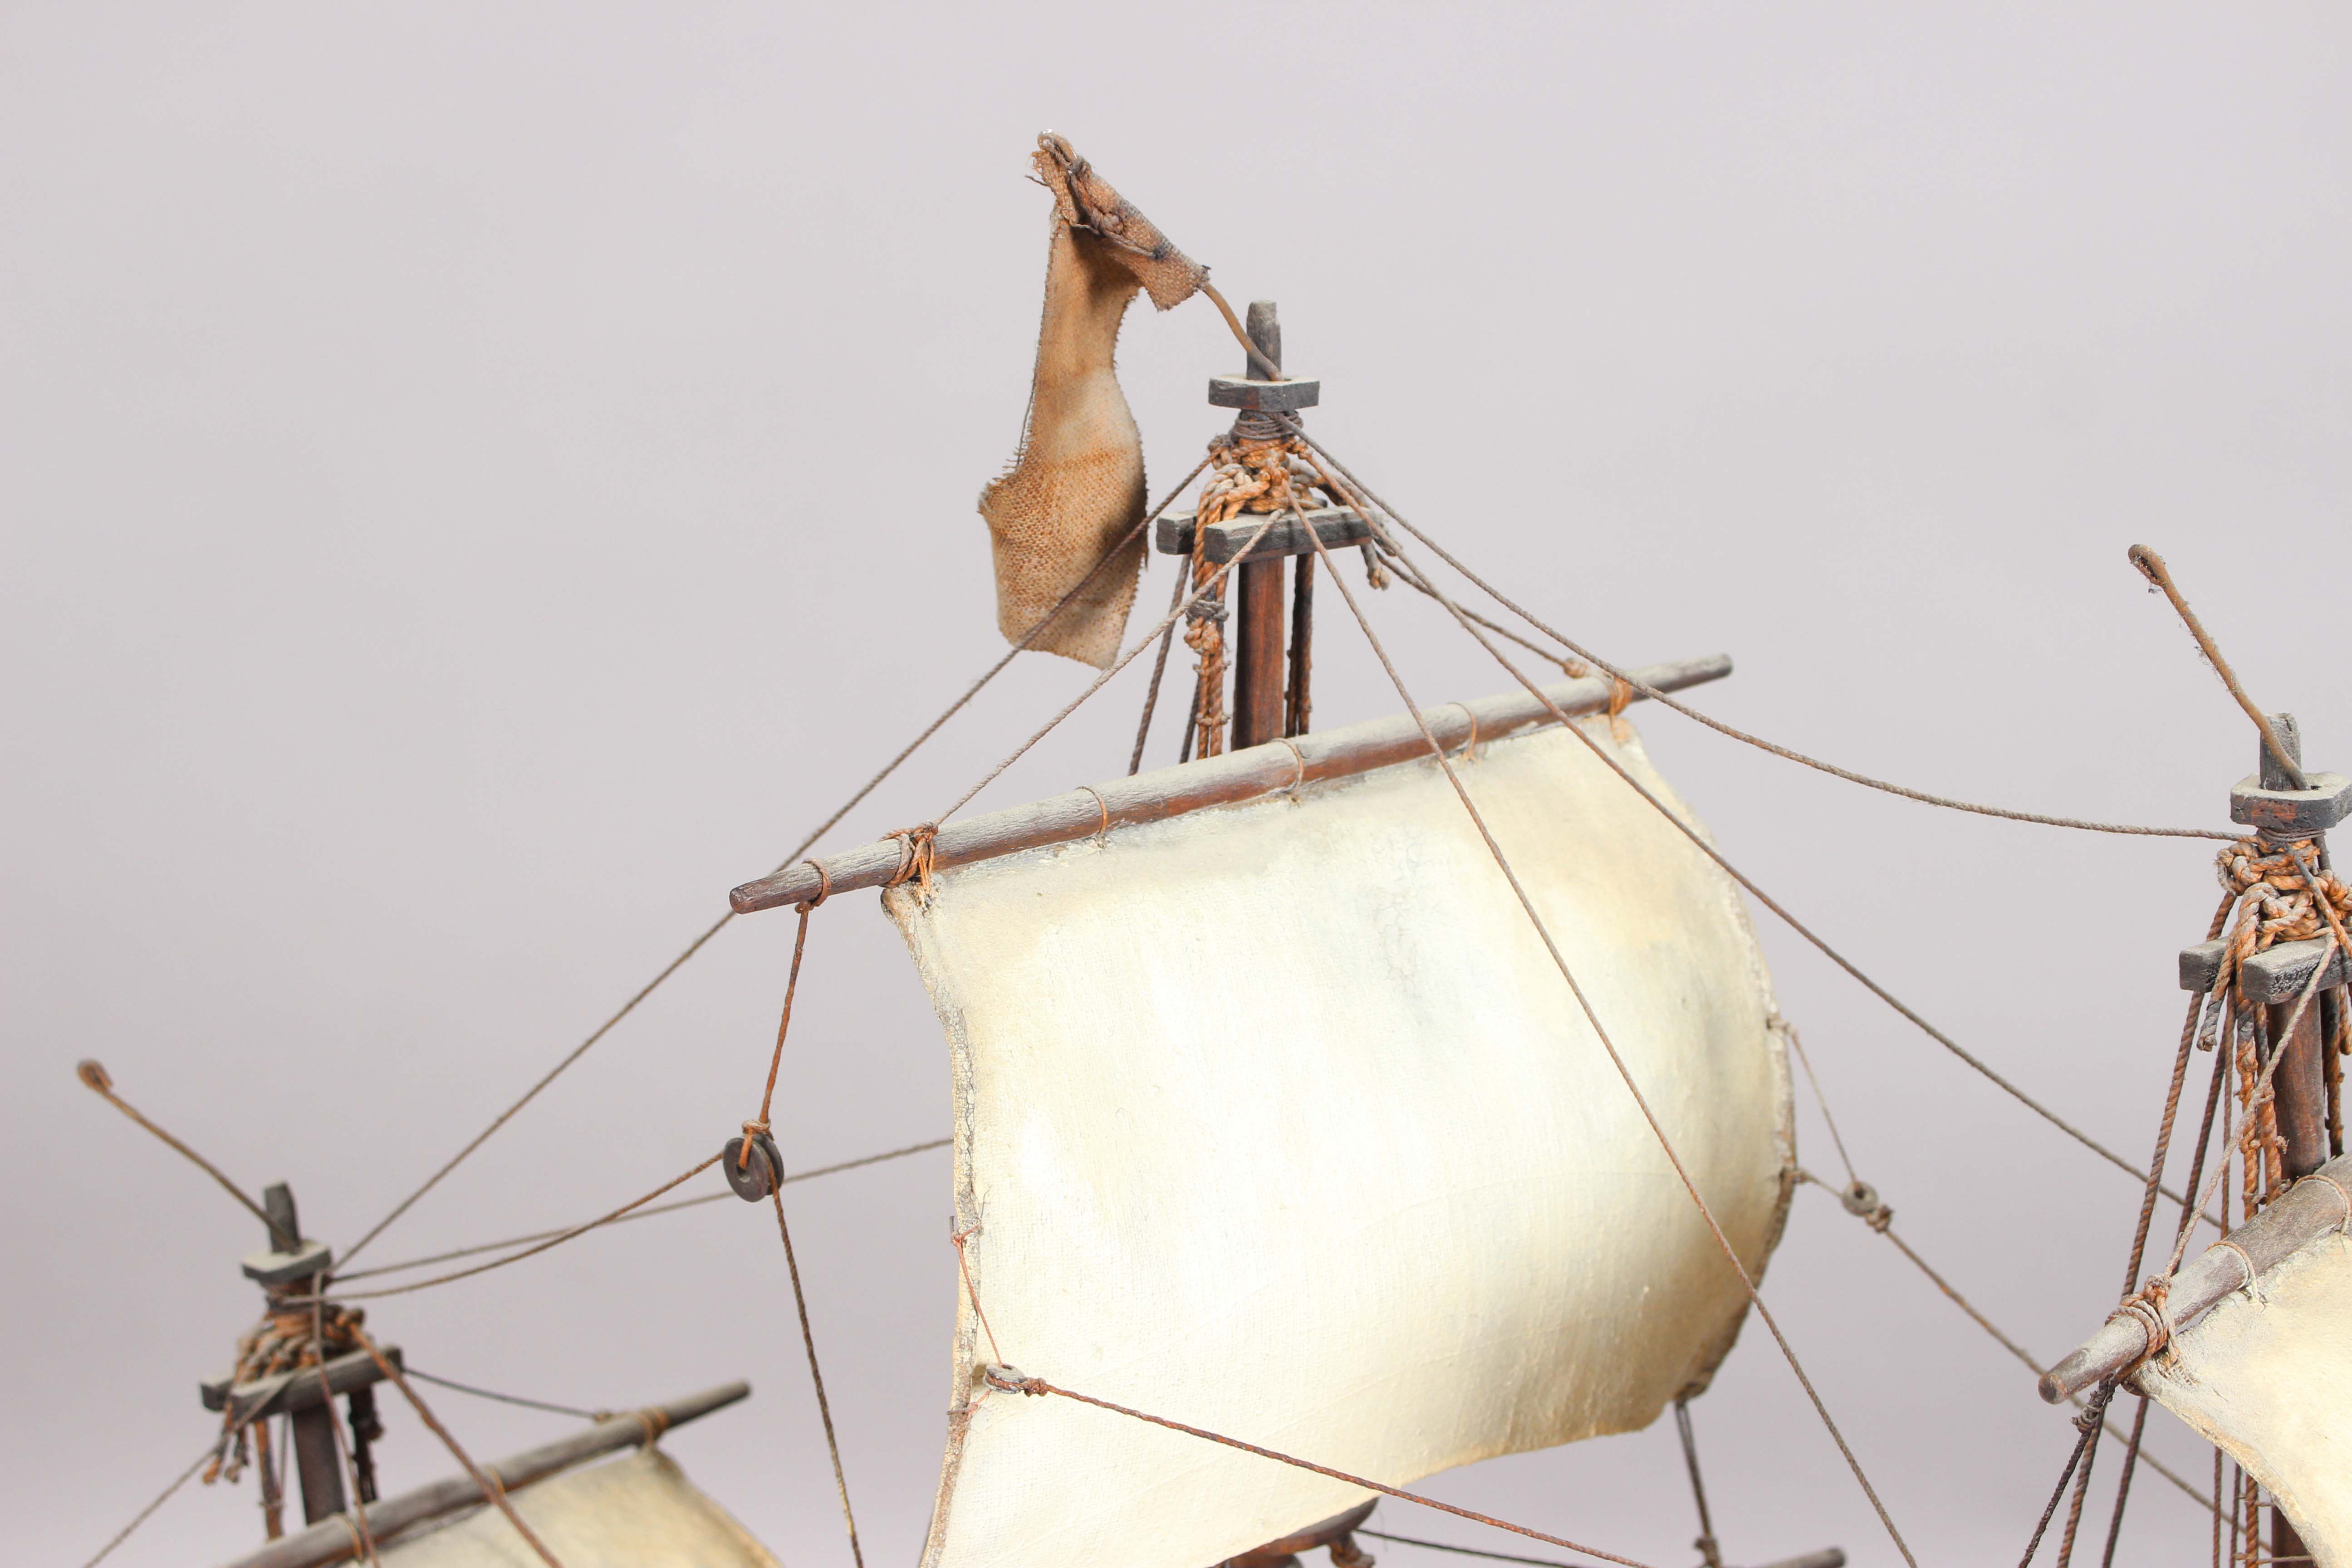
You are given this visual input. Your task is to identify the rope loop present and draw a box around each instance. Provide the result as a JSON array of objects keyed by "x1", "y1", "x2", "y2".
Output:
[
  {"x1": 1075, "y1": 785, "x2": 1111, "y2": 844},
  {"x1": 2109, "y1": 1275, "x2": 2176, "y2": 1376},
  {"x1": 885, "y1": 823, "x2": 939, "y2": 900},
  {"x1": 1274, "y1": 737, "x2": 1308, "y2": 796},
  {"x1": 1450, "y1": 702, "x2": 1482, "y2": 762},
  {"x1": 795, "y1": 859, "x2": 832, "y2": 913}
]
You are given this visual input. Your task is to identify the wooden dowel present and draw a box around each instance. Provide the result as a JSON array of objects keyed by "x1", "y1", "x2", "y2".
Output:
[
  {"x1": 203, "y1": 1346, "x2": 402, "y2": 1425},
  {"x1": 2041, "y1": 1154, "x2": 2352, "y2": 1401},
  {"x1": 211, "y1": 1382, "x2": 751, "y2": 1568},
  {"x1": 729, "y1": 654, "x2": 1734, "y2": 914}
]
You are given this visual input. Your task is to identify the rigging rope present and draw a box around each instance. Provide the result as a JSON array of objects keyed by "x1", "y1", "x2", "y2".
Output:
[
  {"x1": 404, "y1": 1367, "x2": 604, "y2": 1421},
  {"x1": 1361, "y1": 1529, "x2": 1594, "y2": 1568},
  {"x1": 74, "y1": 1060, "x2": 291, "y2": 1247},
  {"x1": 335, "y1": 457, "x2": 1210, "y2": 1270},
  {"x1": 1672, "y1": 1399, "x2": 1724, "y2": 1568},
  {"x1": 353, "y1": 1324, "x2": 564, "y2": 1568},
  {"x1": 1130, "y1": 559, "x2": 1191, "y2": 774},
  {"x1": 1791, "y1": 1173, "x2": 2213, "y2": 1514},
  {"x1": 981, "y1": 1368, "x2": 1656, "y2": 1568},
  {"x1": 1282, "y1": 423, "x2": 2217, "y2": 1217},
  {"x1": 79, "y1": 1439, "x2": 218, "y2": 1568},
  {"x1": 1317, "y1": 438, "x2": 2231, "y2": 843},
  {"x1": 328, "y1": 1153, "x2": 722, "y2": 1301},
  {"x1": 1281, "y1": 504, "x2": 1916, "y2": 1567},
  {"x1": 929, "y1": 507, "x2": 1293, "y2": 827},
  {"x1": 333, "y1": 1137, "x2": 949, "y2": 1284},
  {"x1": 772, "y1": 1184, "x2": 864, "y2": 1568}
]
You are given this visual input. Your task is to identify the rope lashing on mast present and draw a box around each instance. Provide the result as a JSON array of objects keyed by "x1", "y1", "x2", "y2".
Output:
[
  {"x1": 208, "y1": 1296, "x2": 368, "y2": 1482},
  {"x1": 2191, "y1": 837, "x2": 2352, "y2": 1212}
]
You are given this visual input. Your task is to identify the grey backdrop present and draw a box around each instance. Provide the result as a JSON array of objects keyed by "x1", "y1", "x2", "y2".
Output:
[{"x1": 5, "y1": 5, "x2": 2347, "y2": 1565}]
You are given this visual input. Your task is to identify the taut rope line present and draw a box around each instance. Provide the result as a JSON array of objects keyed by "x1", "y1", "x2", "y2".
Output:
[
  {"x1": 1284, "y1": 501, "x2": 1916, "y2": 1566},
  {"x1": 352, "y1": 1324, "x2": 564, "y2": 1568},
  {"x1": 1283, "y1": 419, "x2": 2233, "y2": 843},
  {"x1": 78, "y1": 1440, "x2": 218, "y2": 1568},
  {"x1": 1286, "y1": 426, "x2": 2216, "y2": 1216},
  {"x1": 327, "y1": 1153, "x2": 723, "y2": 1300},
  {"x1": 981, "y1": 1368, "x2": 1655, "y2": 1568},
  {"x1": 770, "y1": 1183, "x2": 865, "y2": 1568},
  {"x1": 336, "y1": 456, "x2": 1210, "y2": 1269},
  {"x1": 928, "y1": 507, "x2": 1294, "y2": 828},
  {"x1": 332, "y1": 1137, "x2": 950, "y2": 1284}
]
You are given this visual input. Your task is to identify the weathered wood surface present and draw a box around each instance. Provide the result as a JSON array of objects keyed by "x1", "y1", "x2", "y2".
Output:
[
  {"x1": 2244, "y1": 936, "x2": 2351, "y2": 1004},
  {"x1": 204, "y1": 1345, "x2": 402, "y2": 1423},
  {"x1": 730, "y1": 654, "x2": 1733, "y2": 915},
  {"x1": 1154, "y1": 505, "x2": 1372, "y2": 565},
  {"x1": 1231, "y1": 555, "x2": 1285, "y2": 750},
  {"x1": 213, "y1": 1382, "x2": 752, "y2": 1568},
  {"x1": 291, "y1": 1404, "x2": 344, "y2": 1525},
  {"x1": 1206, "y1": 374, "x2": 1320, "y2": 412},
  {"x1": 2040, "y1": 1153, "x2": 2352, "y2": 1401}
]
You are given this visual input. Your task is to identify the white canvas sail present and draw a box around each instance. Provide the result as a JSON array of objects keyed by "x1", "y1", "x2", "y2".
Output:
[
  {"x1": 2141, "y1": 1230, "x2": 2352, "y2": 1567},
  {"x1": 886, "y1": 710, "x2": 1796, "y2": 1568},
  {"x1": 373, "y1": 1448, "x2": 780, "y2": 1568}
]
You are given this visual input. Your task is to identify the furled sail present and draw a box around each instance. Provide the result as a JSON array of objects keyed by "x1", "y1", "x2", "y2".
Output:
[
  {"x1": 2139, "y1": 1230, "x2": 2352, "y2": 1567},
  {"x1": 886, "y1": 709, "x2": 1796, "y2": 1568},
  {"x1": 375, "y1": 1448, "x2": 779, "y2": 1568}
]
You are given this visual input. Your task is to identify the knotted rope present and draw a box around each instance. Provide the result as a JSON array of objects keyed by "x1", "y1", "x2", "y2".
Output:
[
  {"x1": 208, "y1": 1296, "x2": 366, "y2": 1484},
  {"x1": 885, "y1": 823, "x2": 938, "y2": 901},
  {"x1": 2201, "y1": 836, "x2": 2350, "y2": 1207},
  {"x1": 2108, "y1": 1276, "x2": 2175, "y2": 1378}
]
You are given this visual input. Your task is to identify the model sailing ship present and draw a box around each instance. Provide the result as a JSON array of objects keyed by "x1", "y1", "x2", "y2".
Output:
[{"x1": 74, "y1": 133, "x2": 2352, "y2": 1568}]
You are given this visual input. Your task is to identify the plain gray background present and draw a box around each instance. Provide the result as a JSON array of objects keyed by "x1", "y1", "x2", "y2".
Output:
[{"x1": 5, "y1": 5, "x2": 2347, "y2": 1565}]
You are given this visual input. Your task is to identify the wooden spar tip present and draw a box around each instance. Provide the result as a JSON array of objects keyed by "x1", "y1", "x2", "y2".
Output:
[
  {"x1": 2038, "y1": 1152, "x2": 2352, "y2": 1403},
  {"x1": 209, "y1": 1381, "x2": 753, "y2": 1568},
  {"x1": 728, "y1": 653, "x2": 1734, "y2": 915}
]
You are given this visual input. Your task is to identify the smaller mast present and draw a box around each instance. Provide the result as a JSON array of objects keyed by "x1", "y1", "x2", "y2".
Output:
[
  {"x1": 202, "y1": 1181, "x2": 400, "y2": 1529},
  {"x1": 1228, "y1": 302, "x2": 1292, "y2": 750}
]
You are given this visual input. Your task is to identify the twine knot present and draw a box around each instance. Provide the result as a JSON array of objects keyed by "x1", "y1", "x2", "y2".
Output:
[
  {"x1": 885, "y1": 823, "x2": 938, "y2": 900},
  {"x1": 983, "y1": 1364, "x2": 1045, "y2": 1396}
]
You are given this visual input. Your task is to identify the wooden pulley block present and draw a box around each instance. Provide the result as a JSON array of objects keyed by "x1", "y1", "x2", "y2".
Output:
[{"x1": 722, "y1": 1131, "x2": 785, "y2": 1201}]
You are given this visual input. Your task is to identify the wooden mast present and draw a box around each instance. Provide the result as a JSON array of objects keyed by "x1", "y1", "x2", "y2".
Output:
[
  {"x1": 1229, "y1": 300, "x2": 1289, "y2": 750},
  {"x1": 207, "y1": 1182, "x2": 400, "y2": 1529}
]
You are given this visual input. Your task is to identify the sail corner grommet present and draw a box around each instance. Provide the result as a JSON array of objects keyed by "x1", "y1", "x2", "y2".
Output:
[{"x1": 722, "y1": 1131, "x2": 784, "y2": 1202}]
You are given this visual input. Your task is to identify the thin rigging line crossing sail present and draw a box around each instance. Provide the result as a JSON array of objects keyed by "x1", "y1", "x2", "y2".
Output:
[
  {"x1": 1285, "y1": 422, "x2": 2219, "y2": 1215},
  {"x1": 873, "y1": 665, "x2": 1800, "y2": 1568}
]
